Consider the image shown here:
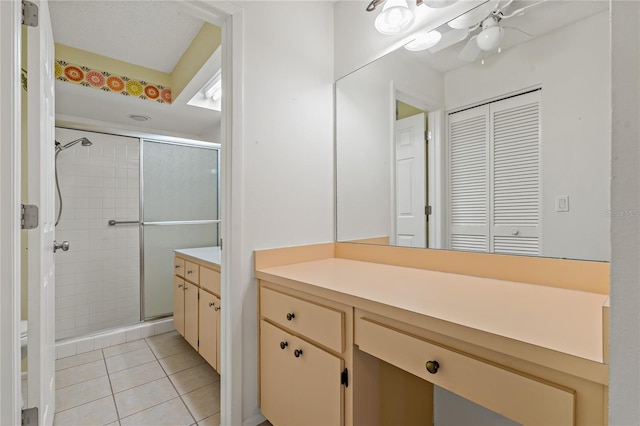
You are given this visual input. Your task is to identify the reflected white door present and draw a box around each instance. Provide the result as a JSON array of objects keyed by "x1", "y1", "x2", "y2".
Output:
[
  {"x1": 27, "y1": 1, "x2": 57, "y2": 423},
  {"x1": 395, "y1": 113, "x2": 426, "y2": 247}
]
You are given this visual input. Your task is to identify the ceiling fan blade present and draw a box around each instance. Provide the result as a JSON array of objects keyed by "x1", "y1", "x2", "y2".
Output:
[
  {"x1": 500, "y1": 0, "x2": 547, "y2": 19},
  {"x1": 448, "y1": 0, "x2": 499, "y2": 29},
  {"x1": 458, "y1": 36, "x2": 482, "y2": 62},
  {"x1": 502, "y1": 26, "x2": 534, "y2": 39},
  {"x1": 428, "y1": 28, "x2": 469, "y2": 54}
]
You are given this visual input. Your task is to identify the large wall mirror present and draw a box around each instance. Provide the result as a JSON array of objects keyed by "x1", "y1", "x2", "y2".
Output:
[{"x1": 336, "y1": 0, "x2": 610, "y2": 261}]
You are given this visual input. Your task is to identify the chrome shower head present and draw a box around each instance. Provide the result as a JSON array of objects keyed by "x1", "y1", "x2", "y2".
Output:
[{"x1": 55, "y1": 137, "x2": 93, "y2": 152}]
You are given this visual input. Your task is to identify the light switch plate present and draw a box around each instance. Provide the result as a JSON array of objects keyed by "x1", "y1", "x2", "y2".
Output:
[{"x1": 556, "y1": 195, "x2": 570, "y2": 212}]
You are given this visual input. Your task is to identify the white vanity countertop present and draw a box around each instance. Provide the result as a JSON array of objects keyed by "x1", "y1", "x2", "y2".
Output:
[
  {"x1": 174, "y1": 246, "x2": 221, "y2": 267},
  {"x1": 256, "y1": 257, "x2": 608, "y2": 364}
]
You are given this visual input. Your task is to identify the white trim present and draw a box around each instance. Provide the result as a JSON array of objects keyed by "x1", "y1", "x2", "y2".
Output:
[
  {"x1": 428, "y1": 109, "x2": 445, "y2": 249},
  {"x1": 243, "y1": 412, "x2": 266, "y2": 426},
  {"x1": 0, "y1": 1, "x2": 22, "y2": 424}
]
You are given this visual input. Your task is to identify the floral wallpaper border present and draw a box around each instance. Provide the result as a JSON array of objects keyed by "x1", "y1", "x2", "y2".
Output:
[{"x1": 55, "y1": 60, "x2": 172, "y2": 104}]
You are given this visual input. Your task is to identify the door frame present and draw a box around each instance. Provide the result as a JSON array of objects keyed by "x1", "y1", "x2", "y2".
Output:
[
  {"x1": 0, "y1": 1, "x2": 23, "y2": 425},
  {"x1": 391, "y1": 82, "x2": 444, "y2": 249}
]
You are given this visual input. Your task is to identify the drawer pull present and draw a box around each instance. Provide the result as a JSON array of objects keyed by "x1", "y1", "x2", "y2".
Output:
[
  {"x1": 425, "y1": 360, "x2": 440, "y2": 374},
  {"x1": 178, "y1": 284, "x2": 183, "y2": 288},
  {"x1": 209, "y1": 302, "x2": 214, "y2": 307},
  {"x1": 294, "y1": 349, "x2": 303, "y2": 358},
  {"x1": 215, "y1": 306, "x2": 220, "y2": 312},
  {"x1": 286, "y1": 312, "x2": 295, "y2": 321},
  {"x1": 280, "y1": 341, "x2": 288, "y2": 350},
  {"x1": 187, "y1": 270, "x2": 193, "y2": 274},
  {"x1": 175, "y1": 265, "x2": 180, "y2": 269}
]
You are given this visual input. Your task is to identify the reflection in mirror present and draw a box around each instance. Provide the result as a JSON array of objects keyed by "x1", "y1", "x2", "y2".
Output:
[{"x1": 336, "y1": 0, "x2": 610, "y2": 261}]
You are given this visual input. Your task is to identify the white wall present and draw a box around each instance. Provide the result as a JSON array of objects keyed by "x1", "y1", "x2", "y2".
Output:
[
  {"x1": 609, "y1": 1, "x2": 640, "y2": 424},
  {"x1": 236, "y1": 2, "x2": 335, "y2": 423},
  {"x1": 199, "y1": 121, "x2": 221, "y2": 143},
  {"x1": 444, "y1": 11, "x2": 610, "y2": 261},
  {"x1": 336, "y1": 48, "x2": 443, "y2": 242}
]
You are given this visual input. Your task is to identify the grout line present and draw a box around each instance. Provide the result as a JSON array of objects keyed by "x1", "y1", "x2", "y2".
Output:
[
  {"x1": 55, "y1": 350, "x2": 105, "y2": 372},
  {"x1": 102, "y1": 349, "x2": 122, "y2": 422}
]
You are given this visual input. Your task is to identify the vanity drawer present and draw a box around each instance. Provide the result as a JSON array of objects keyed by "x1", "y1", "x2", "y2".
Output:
[
  {"x1": 184, "y1": 261, "x2": 200, "y2": 284},
  {"x1": 260, "y1": 287, "x2": 344, "y2": 353},
  {"x1": 174, "y1": 257, "x2": 185, "y2": 278},
  {"x1": 200, "y1": 266, "x2": 221, "y2": 296},
  {"x1": 356, "y1": 317, "x2": 575, "y2": 426}
]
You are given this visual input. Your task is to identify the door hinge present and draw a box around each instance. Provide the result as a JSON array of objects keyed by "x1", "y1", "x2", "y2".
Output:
[
  {"x1": 22, "y1": 0, "x2": 38, "y2": 27},
  {"x1": 21, "y1": 204, "x2": 39, "y2": 229},
  {"x1": 22, "y1": 407, "x2": 38, "y2": 425},
  {"x1": 425, "y1": 205, "x2": 432, "y2": 216},
  {"x1": 220, "y1": 238, "x2": 223, "y2": 250},
  {"x1": 340, "y1": 368, "x2": 349, "y2": 388},
  {"x1": 425, "y1": 130, "x2": 432, "y2": 141}
]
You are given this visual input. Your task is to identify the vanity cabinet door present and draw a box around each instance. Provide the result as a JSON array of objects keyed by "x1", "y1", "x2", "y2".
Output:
[
  {"x1": 260, "y1": 320, "x2": 294, "y2": 426},
  {"x1": 291, "y1": 335, "x2": 343, "y2": 426},
  {"x1": 199, "y1": 290, "x2": 219, "y2": 370},
  {"x1": 184, "y1": 283, "x2": 199, "y2": 350},
  {"x1": 173, "y1": 276, "x2": 185, "y2": 336}
]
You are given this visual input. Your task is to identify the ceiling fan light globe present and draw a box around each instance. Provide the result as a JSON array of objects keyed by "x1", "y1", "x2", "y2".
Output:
[
  {"x1": 404, "y1": 30, "x2": 442, "y2": 51},
  {"x1": 375, "y1": 0, "x2": 414, "y2": 35},
  {"x1": 476, "y1": 26, "x2": 503, "y2": 51}
]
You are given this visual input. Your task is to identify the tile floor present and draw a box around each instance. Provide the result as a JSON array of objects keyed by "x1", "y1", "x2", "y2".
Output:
[{"x1": 54, "y1": 331, "x2": 220, "y2": 426}]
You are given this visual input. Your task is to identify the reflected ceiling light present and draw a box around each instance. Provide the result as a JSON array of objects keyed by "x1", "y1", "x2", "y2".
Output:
[
  {"x1": 404, "y1": 29, "x2": 442, "y2": 51},
  {"x1": 374, "y1": 0, "x2": 415, "y2": 35},
  {"x1": 476, "y1": 17, "x2": 503, "y2": 51},
  {"x1": 419, "y1": 0, "x2": 457, "y2": 8}
]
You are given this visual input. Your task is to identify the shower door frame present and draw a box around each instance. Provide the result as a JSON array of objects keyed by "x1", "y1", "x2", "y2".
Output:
[
  {"x1": 139, "y1": 137, "x2": 221, "y2": 321},
  {"x1": 55, "y1": 123, "x2": 221, "y2": 324}
]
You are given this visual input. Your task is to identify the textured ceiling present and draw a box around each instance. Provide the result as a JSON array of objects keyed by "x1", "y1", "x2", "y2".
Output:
[{"x1": 49, "y1": 0, "x2": 204, "y2": 73}]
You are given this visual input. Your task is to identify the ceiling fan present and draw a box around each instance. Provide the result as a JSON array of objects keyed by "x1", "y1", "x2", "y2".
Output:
[{"x1": 428, "y1": 0, "x2": 546, "y2": 62}]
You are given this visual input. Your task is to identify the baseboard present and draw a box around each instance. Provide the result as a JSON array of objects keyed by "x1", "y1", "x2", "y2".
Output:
[{"x1": 243, "y1": 412, "x2": 266, "y2": 426}]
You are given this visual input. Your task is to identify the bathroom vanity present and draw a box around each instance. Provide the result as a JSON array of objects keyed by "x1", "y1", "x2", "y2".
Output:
[
  {"x1": 255, "y1": 243, "x2": 609, "y2": 425},
  {"x1": 173, "y1": 246, "x2": 222, "y2": 373}
]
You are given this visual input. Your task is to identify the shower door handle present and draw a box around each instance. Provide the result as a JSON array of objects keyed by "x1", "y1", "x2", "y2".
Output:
[
  {"x1": 53, "y1": 240, "x2": 70, "y2": 253},
  {"x1": 108, "y1": 220, "x2": 139, "y2": 226}
]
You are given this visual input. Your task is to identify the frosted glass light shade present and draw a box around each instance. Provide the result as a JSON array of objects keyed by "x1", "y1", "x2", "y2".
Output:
[
  {"x1": 375, "y1": 0, "x2": 414, "y2": 35},
  {"x1": 476, "y1": 26, "x2": 503, "y2": 51},
  {"x1": 404, "y1": 30, "x2": 442, "y2": 51}
]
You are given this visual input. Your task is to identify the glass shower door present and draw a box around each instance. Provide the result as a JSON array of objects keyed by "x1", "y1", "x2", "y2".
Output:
[{"x1": 142, "y1": 140, "x2": 220, "y2": 319}]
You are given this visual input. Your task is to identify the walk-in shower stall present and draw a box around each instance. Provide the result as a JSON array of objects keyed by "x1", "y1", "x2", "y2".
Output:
[{"x1": 54, "y1": 127, "x2": 220, "y2": 340}]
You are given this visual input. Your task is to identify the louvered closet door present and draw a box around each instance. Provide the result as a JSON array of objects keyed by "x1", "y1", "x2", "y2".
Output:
[
  {"x1": 490, "y1": 91, "x2": 541, "y2": 255},
  {"x1": 448, "y1": 105, "x2": 490, "y2": 252}
]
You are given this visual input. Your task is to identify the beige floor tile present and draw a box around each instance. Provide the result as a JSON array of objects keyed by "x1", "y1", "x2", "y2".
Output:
[
  {"x1": 145, "y1": 331, "x2": 180, "y2": 345},
  {"x1": 56, "y1": 359, "x2": 107, "y2": 389},
  {"x1": 53, "y1": 395, "x2": 117, "y2": 426},
  {"x1": 148, "y1": 336, "x2": 193, "y2": 359},
  {"x1": 198, "y1": 413, "x2": 220, "y2": 426},
  {"x1": 169, "y1": 363, "x2": 219, "y2": 395},
  {"x1": 104, "y1": 422, "x2": 120, "y2": 426},
  {"x1": 158, "y1": 349, "x2": 205, "y2": 375},
  {"x1": 105, "y1": 347, "x2": 156, "y2": 374},
  {"x1": 109, "y1": 360, "x2": 166, "y2": 394},
  {"x1": 120, "y1": 397, "x2": 195, "y2": 426},
  {"x1": 182, "y1": 382, "x2": 220, "y2": 422},
  {"x1": 56, "y1": 350, "x2": 104, "y2": 371},
  {"x1": 55, "y1": 375, "x2": 112, "y2": 413},
  {"x1": 113, "y1": 377, "x2": 178, "y2": 418},
  {"x1": 103, "y1": 339, "x2": 148, "y2": 358}
]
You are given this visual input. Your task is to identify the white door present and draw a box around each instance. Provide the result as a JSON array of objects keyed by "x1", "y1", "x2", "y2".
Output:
[
  {"x1": 27, "y1": 1, "x2": 57, "y2": 424},
  {"x1": 395, "y1": 113, "x2": 427, "y2": 247}
]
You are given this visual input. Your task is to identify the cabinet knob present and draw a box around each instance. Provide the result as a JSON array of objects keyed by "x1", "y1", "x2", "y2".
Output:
[
  {"x1": 187, "y1": 270, "x2": 193, "y2": 274},
  {"x1": 512, "y1": 229, "x2": 520, "y2": 236},
  {"x1": 425, "y1": 360, "x2": 439, "y2": 374},
  {"x1": 178, "y1": 284, "x2": 183, "y2": 288},
  {"x1": 280, "y1": 341, "x2": 288, "y2": 350},
  {"x1": 215, "y1": 306, "x2": 220, "y2": 311},
  {"x1": 175, "y1": 265, "x2": 180, "y2": 269},
  {"x1": 286, "y1": 312, "x2": 295, "y2": 321},
  {"x1": 294, "y1": 349, "x2": 303, "y2": 358},
  {"x1": 209, "y1": 302, "x2": 214, "y2": 307}
]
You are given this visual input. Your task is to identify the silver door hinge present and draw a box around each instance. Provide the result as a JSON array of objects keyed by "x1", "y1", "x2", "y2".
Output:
[
  {"x1": 21, "y1": 204, "x2": 39, "y2": 229},
  {"x1": 22, "y1": 407, "x2": 38, "y2": 425},
  {"x1": 22, "y1": 0, "x2": 38, "y2": 27},
  {"x1": 425, "y1": 130, "x2": 432, "y2": 141},
  {"x1": 425, "y1": 205, "x2": 432, "y2": 216}
]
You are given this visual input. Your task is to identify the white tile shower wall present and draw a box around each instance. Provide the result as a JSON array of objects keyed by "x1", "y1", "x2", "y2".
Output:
[{"x1": 54, "y1": 128, "x2": 140, "y2": 340}]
